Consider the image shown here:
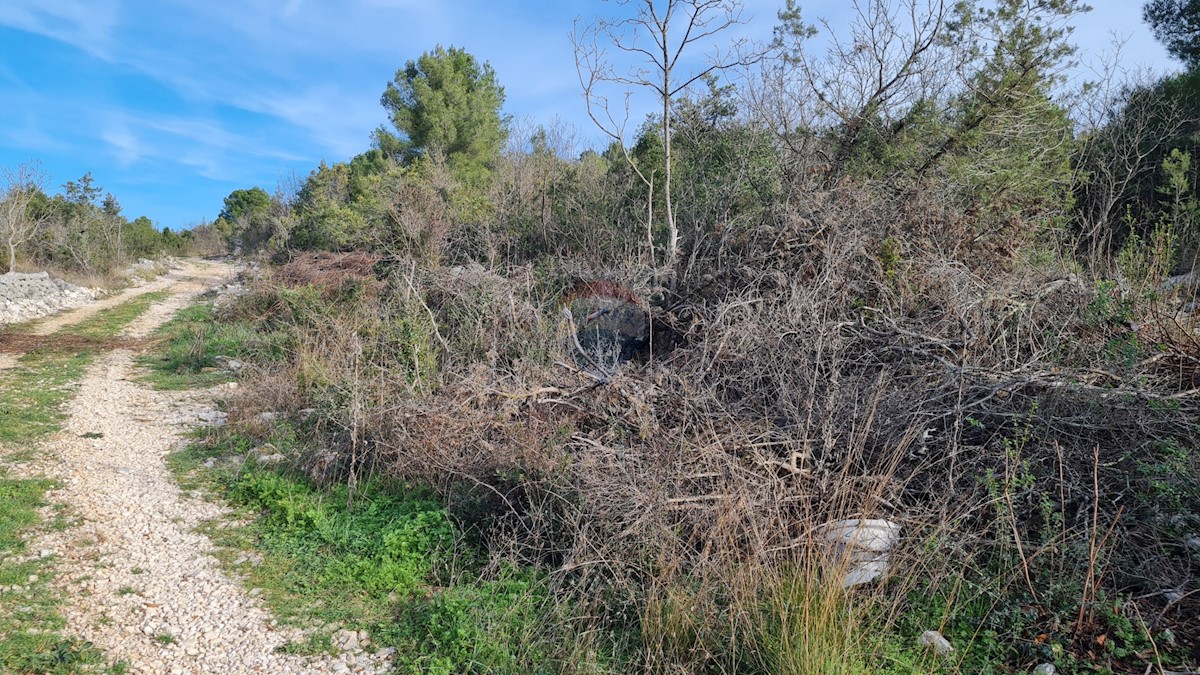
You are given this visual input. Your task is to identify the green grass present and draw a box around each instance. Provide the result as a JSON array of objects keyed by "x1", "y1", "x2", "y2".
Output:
[
  {"x1": 170, "y1": 430, "x2": 570, "y2": 673},
  {"x1": 0, "y1": 350, "x2": 93, "y2": 445},
  {"x1": 138, "y1": 302, "x2": 286, "y2": 390},
  {"x1": 58, "y1": 290, "x2": 170, "y2": 339},
  {"x1": 0, "y1": 469, "x2": 125, "y2": 673}
]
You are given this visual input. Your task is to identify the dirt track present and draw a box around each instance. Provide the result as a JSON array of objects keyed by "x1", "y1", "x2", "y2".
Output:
[{"x1": 4, "y1": 260, "x2": 390, "y2": 674}]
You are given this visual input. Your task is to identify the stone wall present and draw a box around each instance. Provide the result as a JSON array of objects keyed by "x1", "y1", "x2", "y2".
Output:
[{"x1": 0, "y1": 272, "x2": 99, "y2": 325}]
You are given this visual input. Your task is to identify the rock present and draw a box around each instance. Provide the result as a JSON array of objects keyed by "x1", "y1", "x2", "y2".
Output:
[
  {"x1": 0, "y1": 271, "x2": 100, "y2": 324},
  {"x1": 821, "y1": 519, "x2": 902, "y2": 587},
  {"x1": 919, "y1": 630, "x2": 953, "y2": 655},
  {"x1": 1033, "y1": 664, "x2": 1056, "y2": 675},
  {"x1": 335, "y1": 629, "x2": 359, "y2": 650},
  {"x1": 563, "y1": 281, "x2": 648, "y2": 372},
  {"x1": 197, "y1": 410, "x2": 228, "y2": 427},
  {"x1": 213, "y1": 356, "x2": 244, "y2": 372}
]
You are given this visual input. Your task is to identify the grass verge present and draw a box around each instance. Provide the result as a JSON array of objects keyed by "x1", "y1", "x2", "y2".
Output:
[
  {"x1": 0, "y1": 469, "x2": 126, "y2": 673},
  {"x1": 169, "y1": 429, "x2": 571, "y2": 674},
  {"x1": 138, "y1": 301, "x2": 285, "y2": 390}
]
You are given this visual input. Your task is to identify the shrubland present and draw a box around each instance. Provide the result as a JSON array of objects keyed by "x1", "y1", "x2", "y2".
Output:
[
  {"x1": 162, "y1": 0, "x2": 1200, "y2": 672},
  {"x1": 0, "y1": 165, "x2": 218, "y2": 283}
]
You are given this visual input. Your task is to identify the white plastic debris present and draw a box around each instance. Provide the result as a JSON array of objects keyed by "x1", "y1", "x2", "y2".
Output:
[
  {"x1": 919, "y1": 630, "x2": 954, "y2": 655},
  {"x1": 821, "y1": 519, "x2": 902, "y2": 587},
  {"x1": 1033, "y1": 664, "x2": 1056, "y2": 675}
]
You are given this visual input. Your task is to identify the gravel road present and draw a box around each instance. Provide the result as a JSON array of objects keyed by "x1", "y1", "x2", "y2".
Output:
[{"x1": 12, "y1": 260, "x2": 392, "y2": 674}]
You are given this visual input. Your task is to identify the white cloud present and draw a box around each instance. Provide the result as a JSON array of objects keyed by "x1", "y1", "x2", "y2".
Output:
[
  {"x1": 101, "y1": 124, "x2": 142, "y2": 168},
  {"x1": 232, "y1": 86, "x2": 383, "y2": 158},
  {"x1": 0, "y1": 0, "x2": 120, "y2": 58}
]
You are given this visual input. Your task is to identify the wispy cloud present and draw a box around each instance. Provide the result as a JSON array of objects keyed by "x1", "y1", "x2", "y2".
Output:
[
  {"x1": 0, "y1": 0, "x2": 120, "y2": 58},
  {"x1": 101, "y1": 123, "x2": 142, "y2": 168},
  {"x1": 232, "y1": 86, "x2": 384, "y2": 159}
]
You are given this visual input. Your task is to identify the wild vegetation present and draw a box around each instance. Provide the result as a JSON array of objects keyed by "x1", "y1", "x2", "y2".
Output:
[
  {"x1": 0, "y1": 164, "x2": 218, "y2": 281},
  {"x1": 4, "y1": 0, "x2": 1197, "y2": 672}
]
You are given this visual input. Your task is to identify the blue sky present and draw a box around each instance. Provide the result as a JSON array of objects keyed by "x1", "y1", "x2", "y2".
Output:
[{"x1": 0, "y1": 0, "x2": 1181, "y2": 230}]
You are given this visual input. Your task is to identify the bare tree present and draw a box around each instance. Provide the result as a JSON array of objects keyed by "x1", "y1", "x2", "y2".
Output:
[
  {"x1": 1072, "y1": 45, "x2": 1194, "y2": 266},
  {"x1": 772, "y1": 0, "x2": 951, "y2": 179},
  {"x1": 0, "y1": 161, "x2": 49, "y2": 274},
  {"x1": 573, "y1": 0, "x2": 762, "y2": 282}
]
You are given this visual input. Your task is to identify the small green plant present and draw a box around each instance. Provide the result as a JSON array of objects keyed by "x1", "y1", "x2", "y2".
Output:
[
  {"x1": 879, "y1": 237, "x2": 903, "y2": 283},
  {"x1": 153, "y1": 633, "x2": 176, "y2": 645},
  {"x1": 276, "y1": 631, "x2": 334, "y2": 656}
]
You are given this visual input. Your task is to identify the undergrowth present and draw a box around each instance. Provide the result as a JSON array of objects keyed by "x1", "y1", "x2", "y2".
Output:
[
  {"x1": 139, "y1": 301, "x2": 286, "y2": 390},
  {"x1": 151, "y1": 250, "x2": 1199, "y2": 674},
  {"x1": 169, "y1": 428, "x2": 574, "y2": 674}
]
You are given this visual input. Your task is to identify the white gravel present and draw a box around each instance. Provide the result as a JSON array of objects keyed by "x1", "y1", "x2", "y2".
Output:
[
  {"x1": 11, "y1": 260, "x2": 392, "y2": 675},
  {"x1": 28, "y1": 265, "x2": 185, "y2": 337}
]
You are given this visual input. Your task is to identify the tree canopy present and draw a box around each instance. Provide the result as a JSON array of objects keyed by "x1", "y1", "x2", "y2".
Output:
[
  {"x1": 218, "y1": 187, "x2": 271, "y2": 224},
  {"x1": 1144, "y1": 0, "x2": 1200, "y2": 66},
  {"x1": 376, "y1": 45, "x2": 508, "y2": 184}
]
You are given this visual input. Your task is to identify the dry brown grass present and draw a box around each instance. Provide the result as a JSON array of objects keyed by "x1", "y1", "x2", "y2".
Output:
[{"x1": 214, "y1": 181, "x2": 1200, "y2": 669}]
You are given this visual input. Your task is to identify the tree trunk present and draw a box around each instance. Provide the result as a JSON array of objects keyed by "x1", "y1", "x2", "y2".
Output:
[
  {"x1": 661, "y1": 15, "x2": 678, "y2": 286},
  {"x1": 664, "y1": 90, "x2": 676, "y2": 280}
]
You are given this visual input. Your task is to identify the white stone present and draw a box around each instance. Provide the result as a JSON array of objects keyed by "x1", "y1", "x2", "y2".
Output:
[
  {"x1": 919, "y1": 630, "x2": 953, "y2": 655},
  {"x1": 821, "y1": 519, "x2": 901, "y2": 587}
]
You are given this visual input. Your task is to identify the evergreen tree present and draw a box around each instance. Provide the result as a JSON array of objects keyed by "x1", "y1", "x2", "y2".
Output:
[
  {"x1": 376, "y1": 46, "x2": 508, "y2": 185},
  {"x1": 1144, "y1": 0, "x2": 1200, "y2": 66}
]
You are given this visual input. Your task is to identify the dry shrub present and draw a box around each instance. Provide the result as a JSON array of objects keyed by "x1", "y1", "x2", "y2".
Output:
[
  {"x1": 272, "y1": 251, "x2": 382, "y2": 298},
  {"x1": 223, "y1": 178, "x2": 1200, "y2": 668},
  {"x1": 386, "y1": 176, "x2": 453, "y2": 263}
]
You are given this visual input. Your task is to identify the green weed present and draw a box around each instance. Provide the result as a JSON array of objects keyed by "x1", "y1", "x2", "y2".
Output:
[
  {"x1": 139, "y1": 301, "x2": 285, "y2": 390},
  {"x1": 173, "y1": 432, "x2": 571, "y2": 673},
  {"x1": 0, "y1": 470, "x2": 119, "y2": 673}
]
